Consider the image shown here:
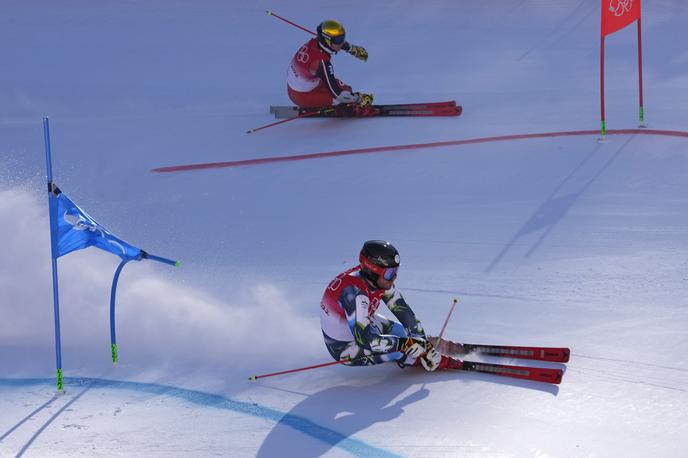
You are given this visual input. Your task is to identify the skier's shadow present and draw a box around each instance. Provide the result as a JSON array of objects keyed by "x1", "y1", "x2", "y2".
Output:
[
  {"x1": 256, "y1": 367, "x2": 559, "y2": 457},
  {"x1": 256, "y1": 368, "x2": 428, "y2": 457}
]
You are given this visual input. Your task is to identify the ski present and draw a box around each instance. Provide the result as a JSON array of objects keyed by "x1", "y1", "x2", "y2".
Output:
[
  {"x1": 453, "y1": 359, "x2": 564, "y2": 384},
  {"x1": 272, "y1": 105, "x2": 461, "y2": 118},
  {"x1": 270, "y1": 101, "x2": 462, "y2": 119},
  {"x1": 428, "y1": 336, "x2": 570, "y2": 363},
  {"x1": 376, "y1": 105, "x2": 462, "y2": 117},
  {"x1": 270, "y1": 100, "x2": 457, "y2": 114},
  {"x1": 306, "y1": 104, "x2": 460, "y2": 118}
]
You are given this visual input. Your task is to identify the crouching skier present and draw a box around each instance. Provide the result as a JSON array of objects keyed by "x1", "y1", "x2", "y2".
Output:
[
  {"x1": 287, "y1": 19, "x2": 374, "y2": 114},
  {"x1": 320, "y1": 240, "x2": 461, "y2": 371}
]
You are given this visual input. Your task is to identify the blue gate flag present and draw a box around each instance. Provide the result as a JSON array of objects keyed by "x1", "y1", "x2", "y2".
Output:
[
  {"x1": 51, "y1": 187, "x2": 142, "y2": 260},
  {"x1": 43, "y1": 117, "x2": 179, "y2": 392}
]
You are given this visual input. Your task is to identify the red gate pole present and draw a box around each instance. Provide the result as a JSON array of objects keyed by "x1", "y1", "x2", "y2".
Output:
[
  {"x1": 637, "y1": 17, "x2": 646, "y2": 127},
  {"x1": 600, "y1": 35, "x2": 607, "y2": 140}
]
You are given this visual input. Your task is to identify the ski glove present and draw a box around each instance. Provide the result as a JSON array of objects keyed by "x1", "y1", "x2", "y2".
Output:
[
  {"x1": 420, "y1": 345, "x2": 443, "y2": 372},
  {"x1": 347, "y1": 45, "x2": 369, "y2": 62},
  {"x1": 400, "y1": 336, "x2": 427, "y2": 359}
]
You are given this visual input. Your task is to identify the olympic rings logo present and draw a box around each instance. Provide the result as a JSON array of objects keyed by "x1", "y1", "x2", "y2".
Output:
[{"x1": 608, "y1": 0, "x2": 634, "y2": 17}]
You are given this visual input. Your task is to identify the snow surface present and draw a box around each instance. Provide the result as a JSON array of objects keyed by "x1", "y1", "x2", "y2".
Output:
[{"x1": 2, "y1": 0, "x2": 688, "y2": 456}]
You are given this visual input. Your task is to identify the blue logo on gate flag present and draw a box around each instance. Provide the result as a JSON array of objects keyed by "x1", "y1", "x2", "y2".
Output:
[{"x1": 52, "y1": 192, "x2": 141, "y2": 260}]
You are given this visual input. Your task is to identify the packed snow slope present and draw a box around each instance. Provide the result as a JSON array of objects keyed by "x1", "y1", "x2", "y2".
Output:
[{"x1": 2, "y1": 0, "x2": 688, "y2": 456}]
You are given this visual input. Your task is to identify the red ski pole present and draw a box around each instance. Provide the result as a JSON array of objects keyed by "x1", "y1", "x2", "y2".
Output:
[
  {"x1": 249, "y1": 355, "x2": 368, "y2": 381},
  {"x1": 247, "y1": 107, "x2": 334, "y2": 134},
  {"x1": 266, "y1": 10, "x2": 316, "y2": 36},
  {"x1": 249, "y1": 360, "x2": 345, "y2": 381},
  {"x1": 438, "y1": 298, "x2": 459, "y2": 341}
]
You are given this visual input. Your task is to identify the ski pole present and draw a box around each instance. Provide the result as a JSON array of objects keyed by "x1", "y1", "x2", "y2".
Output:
[
  {"x1": 265, "y1": 10, "x2": 316, "y2": 36},
  {"x1": 247, "y1": 107, "x2": 333, "y2": 134},
  {"x1": 249, "y1": 356, "x2": 363, "y2": 381},
  {"x1": 438, "y1": 298, "x2": 459, "y2": 341}
]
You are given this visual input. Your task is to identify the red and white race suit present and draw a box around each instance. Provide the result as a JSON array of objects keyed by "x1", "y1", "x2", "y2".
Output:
[
  {"x1": 287, "y1": 38, "x2": 352, "y2": 107},
  {"x1": 320, "y1": 266, "x2": 426, "y2": 365}
]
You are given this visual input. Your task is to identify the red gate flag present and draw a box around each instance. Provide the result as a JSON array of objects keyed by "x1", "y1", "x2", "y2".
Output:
[{"x1": 602, "y1": 0, "x2": 641, "y2": 36}]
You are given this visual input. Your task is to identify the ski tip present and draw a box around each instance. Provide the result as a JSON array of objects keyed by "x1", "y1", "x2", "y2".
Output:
[
  {"x1": 554, "y1": 370, "x2": 564, "y2": 384},
  {"x1": 562, "y1": 348, "x2": 571, "y2": 363},
  {"x1": 246, "y1": 129, "x2": 254, "y2": 134},
  {"x1": 265, "y1": 10, "x2": 272, "y2": 15},
  {"x1": 248, "y1": 375, "x2": 257, "y2": 381},
  {"x1": 544, "y1": 368, "x2": 565, "y2": 385}
]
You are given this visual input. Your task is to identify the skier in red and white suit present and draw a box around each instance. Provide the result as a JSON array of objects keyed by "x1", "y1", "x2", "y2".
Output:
[
  {"x1": 288, "y1": 19, "x2": 373, "y2": 108},
  {"x1": 321, "y1": 240, "x2": 454, "y2": 371}
]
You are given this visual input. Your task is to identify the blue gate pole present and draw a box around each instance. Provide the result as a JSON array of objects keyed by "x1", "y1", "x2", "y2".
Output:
[
  {"x1": 109, "y1": 258, "x2": 131, "y2": 365},
  {"x1": 43, "y1": 117, "x2": 64, "y2": 393},
  {"x1": 110, "y1": 252, "x2": 178, "y2": 365}
]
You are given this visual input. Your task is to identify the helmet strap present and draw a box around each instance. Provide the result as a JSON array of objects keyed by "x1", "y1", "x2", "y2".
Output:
[
  {"x1": 317, "y1": 39, "x2": 335, "y2": 54},
  {"x1": 362, "y1": 273, "x2": 379, "y2": 290}
]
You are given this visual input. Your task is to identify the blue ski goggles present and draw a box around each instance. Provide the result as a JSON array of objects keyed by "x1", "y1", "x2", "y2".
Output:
[
  {"x1": 329, "y1": 33, "x2": 346, "y2": 46},
  {"x1": 382, "y1": 267, "x2": 398, "y2": 281}
]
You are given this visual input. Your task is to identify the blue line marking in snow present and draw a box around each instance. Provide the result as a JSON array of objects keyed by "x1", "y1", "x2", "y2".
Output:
[{"x1": 0, "y1": 377, "x2": 401, "y2": 458}]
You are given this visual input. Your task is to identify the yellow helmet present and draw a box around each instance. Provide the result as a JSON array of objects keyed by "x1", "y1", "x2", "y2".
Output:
[{"x1": 317, "y1": 20, "x2": 346, "y2": 50}]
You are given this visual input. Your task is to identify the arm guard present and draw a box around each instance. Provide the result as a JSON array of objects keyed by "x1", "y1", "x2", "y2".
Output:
[
  {"x1": 317, "y1": 60, "x2": 346, "y2": 97},
  {"x1": 384, "y1": 286, "x2": 426, "y2": 338}
]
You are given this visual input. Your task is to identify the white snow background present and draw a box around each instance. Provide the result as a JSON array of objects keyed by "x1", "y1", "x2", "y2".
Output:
[{"x1": 1, "y1": 0, "x2": 688, "y2": 456}]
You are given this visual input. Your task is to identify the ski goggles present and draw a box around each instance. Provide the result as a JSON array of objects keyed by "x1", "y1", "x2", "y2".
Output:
[
  {"x1": 381, "y1": 266, "x2": 398, "y2": 281},
  {"x1": 360, "y1": 255, "x2": 399, "y2": 282},
  {"x1": 328, "y1": 33, "x2": 346, "y2": 46}
]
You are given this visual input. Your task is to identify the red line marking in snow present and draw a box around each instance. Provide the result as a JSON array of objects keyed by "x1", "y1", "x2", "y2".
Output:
[{"x1": 151, "y1": 129, "x2": 688, "y2": 173}]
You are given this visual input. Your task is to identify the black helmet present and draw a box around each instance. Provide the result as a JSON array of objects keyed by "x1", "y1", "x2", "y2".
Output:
[{"x1": 359, "y1": 240, "x2": 400, "y2": 283}]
